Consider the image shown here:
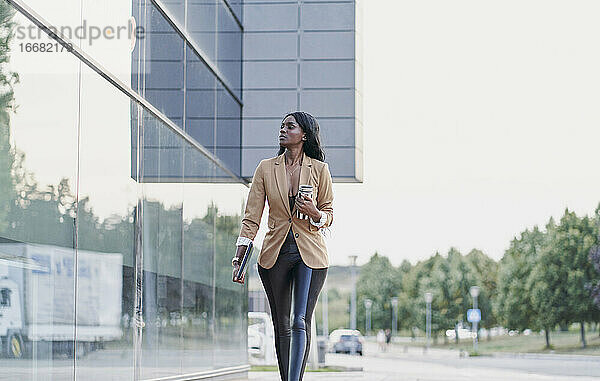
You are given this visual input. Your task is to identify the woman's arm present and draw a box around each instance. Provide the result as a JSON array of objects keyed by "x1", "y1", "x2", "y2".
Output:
[
  {"x1": 313, "y1": 162, "x2": 334, "y2": 228},
  {"x1": 237, "y1": 160, "x2": 266, "y2": 245},
  {"x1": 233, "y1": 161, "x2": 266, "y2": 284}
]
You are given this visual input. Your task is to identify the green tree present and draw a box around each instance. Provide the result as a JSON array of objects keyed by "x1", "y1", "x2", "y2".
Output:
[
  {"x1": 0, "y1": 2, "x2": 19, "y2": 232},
  {"x1": 587, "y1": 203, "x2": 600, "y2": 315},
  {"x1": 531, "y1": 209, "x2": 599, "y2": 348},
  {"x1": 446, "y1": 248, "x2": 477, "y2": 342},
  {"x1": 356, "y1": 252, "x2": 402, "y2": 333},
  {"x1": 400, "y1": 248, "x2": 496, "y2": 343},
  {"x1": 495, "y1": 224, "x2": 556, "y2": 347},
  {"x1": 401, "y1": 252, "x2": 454, "y2": 342},
  {"x1": 400, "y1": 253, "x2": 441, "y2": 334},
  {"x1": 465, "y1": 248, "x2": 498, "y2": 338}
]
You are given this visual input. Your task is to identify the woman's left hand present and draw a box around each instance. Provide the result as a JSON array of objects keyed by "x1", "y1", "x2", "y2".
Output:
[{"x1": 296, "y1": 194, "x2": 320, "y2": 221}]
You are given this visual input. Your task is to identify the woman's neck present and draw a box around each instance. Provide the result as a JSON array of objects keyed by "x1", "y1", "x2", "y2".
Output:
[{"x1": 284, "y1": 147, "x2": 303, "y2": 166}]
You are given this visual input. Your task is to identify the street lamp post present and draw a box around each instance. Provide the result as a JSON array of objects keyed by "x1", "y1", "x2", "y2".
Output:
[
  {"x1": 349, "y1": 255, "x2": 358, "y2": 355},
  {"x1": 322, "y1": 281, "x2": 328, "y2": 337},
  {"x1": 364, "y1": 299, "x2": 373, "y2": 335},
  {"x1": 349, "y1": 255, "x2": 358, "y2": 331},
  {"x1": 470, "y1": 286, "x2": 480, "y2": 353},
  {"x1": 391, "y1": 297, "x2": 399, "y2": 337},
  {"x1": 425, "y1": 292, "x2": 432, "y2": 352}
]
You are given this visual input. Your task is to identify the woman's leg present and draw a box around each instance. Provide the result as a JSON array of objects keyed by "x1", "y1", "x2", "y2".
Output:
[
  {"x1": 288, "y1": 260, "x2": 327, "y2": 381},
  {"x1": 258, "y1": 255, "x2": 294, "y2": 381}
]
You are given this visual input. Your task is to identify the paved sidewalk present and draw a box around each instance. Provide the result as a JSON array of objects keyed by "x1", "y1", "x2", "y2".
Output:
[{"x1": 249, "y1": 342, "x2": 600, "y2": 381}]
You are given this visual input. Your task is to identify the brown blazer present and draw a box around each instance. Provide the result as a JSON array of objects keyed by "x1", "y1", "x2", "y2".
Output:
[{"x1": 238, "y1": 151, "x2": 334, "y2": 269}]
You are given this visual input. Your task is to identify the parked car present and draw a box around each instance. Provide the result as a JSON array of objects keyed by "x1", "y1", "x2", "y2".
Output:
[
  {"x1": 445, "y1": 328, "x2": 475, "y2": 340},
  {"x1": 328, "y1": 329, "x2": 363, "y2": 355},
  {"x1": 247, "y1": 312, "x2": 276, "y2": 365}
]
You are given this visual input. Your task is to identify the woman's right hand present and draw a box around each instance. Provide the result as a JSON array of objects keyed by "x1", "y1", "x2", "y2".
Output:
[
  {"x1": 232, "y1": 245, "x2": 247, "y2": 284},
  {"x1": 232, "y1": 263, "x2": 245, "y2": 284}
]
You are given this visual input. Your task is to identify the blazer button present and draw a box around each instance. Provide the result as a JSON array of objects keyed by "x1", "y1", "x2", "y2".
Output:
[
  {"x1": 288, "y1": 218, "x2": 292, "y2": 223},
  {"x1": 294, "y1": 232, "x2": 299, "y2": 238}
]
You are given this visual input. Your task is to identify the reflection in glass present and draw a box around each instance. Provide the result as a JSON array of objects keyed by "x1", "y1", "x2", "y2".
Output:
[
  {"x1": 0, "y1": 5, "x2": 79, "y2": 378},
  {"x1": 139, "y1": 111, "x2": 184, "y2": 379},
  {"x1": 0, "y1": 1, "x2": 248, "y2": 379},
  {"x1": 216, "y1": 82, "x2": 242, "y2": 176},
  {"x1": 182, "y1": 145, "x2": 216, "y2": 372},
  {"x1": 132, "y1": 1, "x2": 185, "y2": 129},
  {"x1": 75, "y1": 65, "x2": 138, "y2": 379},
  {"x1": 217, "y1": 1, "x2": 242, "y2": 98},
  {"x1": 187, "y1": 0, "x2": 217, "y2": 65},
  {"x1": 225, "y1": 0, "x2": 243, "y2": 24},
  {"x1": 185, "y1": 44, "x2": 216, "y2": 153}
]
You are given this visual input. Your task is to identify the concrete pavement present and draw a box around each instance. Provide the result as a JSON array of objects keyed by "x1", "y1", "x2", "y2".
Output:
[{"x1": 249, "y1": 342, "x2": 600, "y2": 381}]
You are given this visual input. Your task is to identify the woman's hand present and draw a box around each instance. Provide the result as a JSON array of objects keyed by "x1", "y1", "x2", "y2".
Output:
[
  {"x1": 232, "y1": 263, "x2": 245, "y2": 284},
  {"x1": 296, "y1": 193, "x2": 321, "y2": 222},
  {"x1": 232, "y1": 245, "x2": 247, "y2": 284}
]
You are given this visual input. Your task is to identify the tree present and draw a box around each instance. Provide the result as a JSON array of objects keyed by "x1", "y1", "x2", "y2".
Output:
[
  {"x1": 589, "y1": 244, "x2": 600, "y2": 309},
  {"x1": 495, "y1": 226, "x2": 548, "y2": 343},
  {"x1": 0, "y1": 2, "x2": 19, "y2": 232},
  {"x1": 399, "y1": 248, "x2": 496, "y2": 344},
  {"x1": 527, "y1": 210, "x2": 599, "y2": 348},
  {"x1": 465, "y1": 249, "x2": 498, "y2": 337},
  {"x1": 400, "y1": 252, "x2": 442, "y2": 339},
  {"x1": 356, "y1": 252, "x2": 403, "y2": 333},
  {"x1": 526, "y1": 219, "x2": 562, "y2": 349},
  {"x1": 586, "y1": 203, "x2": 600, "y2": 321}
]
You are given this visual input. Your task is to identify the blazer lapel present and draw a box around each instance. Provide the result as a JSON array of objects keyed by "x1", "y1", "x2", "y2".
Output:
[
  {"x1": 274, "y1": 153, "x2": 290, "y2": 216},
  {"x1": 291, "y1": 152, "x2": 313, "y2": 216},
  {"x1": 299, "y1": 151, "x2": 312, "y2": 187}
]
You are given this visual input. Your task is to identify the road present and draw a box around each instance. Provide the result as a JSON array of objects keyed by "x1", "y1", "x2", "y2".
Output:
[
  {"x1": 1, "y1": 342, "x2": 597, "y2": 380},
  {"x1": 249, "y1": 342, "x2": 600, "y2": 381}
]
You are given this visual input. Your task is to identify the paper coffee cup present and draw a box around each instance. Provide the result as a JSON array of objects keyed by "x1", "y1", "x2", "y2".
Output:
[{"x1": 297, "y1": 185, "x2": 313, "y2": 219}]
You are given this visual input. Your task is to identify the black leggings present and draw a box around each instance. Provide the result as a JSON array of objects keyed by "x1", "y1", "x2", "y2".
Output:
[{"x1": 258, "y1": 251, "x2": 327, "y2": 381}]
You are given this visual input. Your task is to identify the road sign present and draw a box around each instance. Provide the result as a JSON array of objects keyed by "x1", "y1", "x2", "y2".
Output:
[{"x1": 467, "y1": 308, "x2": 481, "y2": 323}]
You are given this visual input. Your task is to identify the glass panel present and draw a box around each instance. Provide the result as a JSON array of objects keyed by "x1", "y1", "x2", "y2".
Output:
[
  {"x1": 217, "y1": 1, "x2": 242, "y2": 98},
  {"x1": 216, "y1": 82, "x2": 241, "y2": 176},
  {"x1": 22, "y1": 0, "x2": 138, "y2": 89},
  {"x1": 181, "y1": 147, "x2": 216, "y2": 372},
  {"x1": 182, "y1": 179, "x2": 248, "y2": 371},
  {"x1": 74, "y1": 64, "x2": 138, "y2": 379},
  {"x1": 225, "y1": 0, "x2": 243, "y2": 24},
  {"x1": 139, "y1": 109, "x2": 184, "y2": 379},
  {"x1": 16, "y1": 0, "x2": 82, "y2": 40},
  {"x1": 132, "y1": 1, "x2": 185, "y2": 129},
  {"x1": 213, "y1": 183, "x2": 247, "y2": 368},
  {"x1": 76, "y1": 0, "x2": 139, "y2": 85},
  {"x1": 187, "y1": 0, "x2": 217, "y2": 65},
  {"x1": 0, "y1": 6, "x2": 79, "y2": 378},
  {"x1": 158, "y1": 0, "x2": 185, "y2": 27},
  {"x1": 185, "y1": 44, "x2": 216, "y2": 152}
]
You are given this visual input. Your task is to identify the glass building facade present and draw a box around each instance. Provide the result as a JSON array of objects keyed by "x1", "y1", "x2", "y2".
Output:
[{"x1": 0, "y1": 0, "x2": 248, "y2": 380}]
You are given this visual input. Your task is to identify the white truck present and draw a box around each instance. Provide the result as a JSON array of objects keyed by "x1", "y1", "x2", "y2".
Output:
[{"x1": 0, "y1": 240, "x2": 123, "y2": 358}]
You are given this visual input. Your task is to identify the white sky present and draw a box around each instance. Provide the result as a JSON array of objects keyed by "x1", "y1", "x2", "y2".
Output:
[
  {"x1": 8, "y1": 1, "x2": 600, "y2": 266},
  {"x1": 326, "y1": 0, "x2": 600, "y2": 266}
]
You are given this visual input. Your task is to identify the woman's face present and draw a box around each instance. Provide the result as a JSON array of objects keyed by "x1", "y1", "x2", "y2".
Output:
[{"x1": 278, "y1": 115, "x2": 305, "y2": 148}]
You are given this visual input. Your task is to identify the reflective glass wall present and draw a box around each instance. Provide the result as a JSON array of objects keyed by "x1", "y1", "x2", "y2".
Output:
[
  {"x1": 132, "y1": 0, "x2": 243, "y2": 178},
  {"x1": 0, "y1": 0, "x2": 248, "y2": 380}
]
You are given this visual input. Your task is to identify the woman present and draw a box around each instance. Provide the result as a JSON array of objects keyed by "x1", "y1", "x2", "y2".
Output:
[
  {"x1": 377, "y1": 329, "x2": 386, "y2": 352},
  {"x1": 232, "y1": 111, "x2": 334, "y2": 381}
]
